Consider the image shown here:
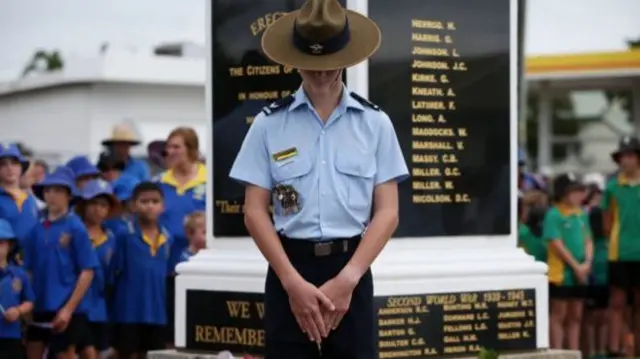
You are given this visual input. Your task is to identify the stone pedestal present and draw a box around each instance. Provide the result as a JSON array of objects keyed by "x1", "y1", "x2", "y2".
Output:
[{"x1": 178, "y1": 0, "x2": 549, "y2": 357}]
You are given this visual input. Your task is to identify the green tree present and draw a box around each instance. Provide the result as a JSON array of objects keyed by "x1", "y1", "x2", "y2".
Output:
[
  {"x1": 628, "y1": 38, "x2": 640, "y2": 49},
  {"x1": 21, "y1": 49, "x2": 64, "y2": 78}
]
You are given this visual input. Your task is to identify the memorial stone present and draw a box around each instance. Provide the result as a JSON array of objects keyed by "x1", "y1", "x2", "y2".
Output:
[{"x1": 175, "y1": 0, "x2": 548, "y2": 358}]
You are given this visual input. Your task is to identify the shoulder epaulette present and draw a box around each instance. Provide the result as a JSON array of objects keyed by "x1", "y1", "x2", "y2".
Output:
[
  {"x1": 261, "y1": 95, "x2": 295, "y2": 116},
  {"x1": 350, "y1": 92, "x2": 380, "y2": 111}
]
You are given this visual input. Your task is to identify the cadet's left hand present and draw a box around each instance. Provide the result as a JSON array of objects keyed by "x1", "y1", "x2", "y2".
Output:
[
  {"x1": 320, "y1": 268, "x2": 359, "y2": 331},
  {"x1": 52, "y1": 307, "x2": 72, "y2": 333}
]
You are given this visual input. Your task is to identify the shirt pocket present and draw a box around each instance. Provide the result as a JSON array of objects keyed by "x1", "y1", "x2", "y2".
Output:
[
  {"x1": 335, "y1": 154, "x2": 376, "y2": 211},
  {"x1": 272, "y1": 158, "x2": 313, "y2": 185}
]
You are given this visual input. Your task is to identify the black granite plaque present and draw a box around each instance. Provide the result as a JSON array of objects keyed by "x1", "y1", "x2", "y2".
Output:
[
  {"x1": 211, "y1": 0, "x2": 346, "y2": 237},
  {"x1": 185, "y1": 290, "x2": 265, "y2": 354},
  {"x1": 375, "y1": 289, "x2": 537, "y2": 358},
  {"x1": 369, "y1": 0, "x2": 513, "y2": 237},
  {"x1": 184, "y1": 288, "x2": 537, "y2": 357}
]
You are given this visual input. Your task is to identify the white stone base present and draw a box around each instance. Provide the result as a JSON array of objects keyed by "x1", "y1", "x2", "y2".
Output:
[{"x1": 174, "y1": 236, "x2": 549, "y2": 351}]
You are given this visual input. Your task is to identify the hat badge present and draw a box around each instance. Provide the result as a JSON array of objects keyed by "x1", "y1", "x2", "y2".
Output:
[{"x1": 309, "y1": 44, "x2": 323, "y2": 54}]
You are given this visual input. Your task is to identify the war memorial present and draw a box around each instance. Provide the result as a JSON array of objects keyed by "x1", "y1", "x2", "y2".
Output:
[{"x1": 154, "y1": 0, "x2": 561, "y2": 358}]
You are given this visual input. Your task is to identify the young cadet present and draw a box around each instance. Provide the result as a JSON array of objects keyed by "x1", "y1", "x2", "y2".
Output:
[
  {"x1": 110, "y1": 182, "x2": 171, "y2": 358},
  {"x1": 602, "y1": 136, "x2": 640, "y2": 357},
  {"x1": 0, "y1": 144, "x2": 39, "y2": 249},
  {"x1": 24, "y1": 166, "x2": 97, "y2": 359},
  {"x1": 157, "y1": 127, "x2": 206, "y2": 277},
  {"x1": 65, "y1": 156, "x2": 101, "y2": 191},
  {"x1": 544, "y1": 173, "x2": 593, "y2": 351},
  {"x1": 230, "y1": 1, "x2": 409, "y2": 357},
  {"x1": 582, "y1": 184, "x2": 609, "y2": 359},
  {"x1": 0, "y1": 218, "x2": 35, "y2": 359},
  {"x1": 75, "y1": 179, "x2": 119, "y2": 358}
]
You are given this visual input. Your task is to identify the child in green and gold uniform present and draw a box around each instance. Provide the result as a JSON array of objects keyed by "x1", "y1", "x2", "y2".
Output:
[
  {"x1": 544, "y1": 173, "x2": 593, "y2": 351},
  {"x1": 582, "y1": 184, "x2": 608, "y2": 359},
  {"x1": 518, "y1": 195, "x2": 547, "y2": 263}
]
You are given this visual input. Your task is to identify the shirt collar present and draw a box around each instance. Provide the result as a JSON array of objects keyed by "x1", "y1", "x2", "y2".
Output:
[
  {"x1": 617, "y1": 173, "x2": 640, "y2": 186},
  {"x1": 288, "y1": 84, "x2": 365, "y2": 113},
  {"x1": 556, "y1": 204, "x2": 582, "y2": 216},
  {"x1": 160, "y1": 163, "x2": 207, "y2": 195}
]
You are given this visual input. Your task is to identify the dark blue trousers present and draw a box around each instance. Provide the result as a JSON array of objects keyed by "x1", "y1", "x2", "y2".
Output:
[{"x1": 264, "y1": 237, "x2": 376, "y2": 359}]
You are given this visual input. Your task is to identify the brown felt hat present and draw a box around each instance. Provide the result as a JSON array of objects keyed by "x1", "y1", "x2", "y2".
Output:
[{"x1": 261, "y1": 0, "x2": 381, "y2": 71}]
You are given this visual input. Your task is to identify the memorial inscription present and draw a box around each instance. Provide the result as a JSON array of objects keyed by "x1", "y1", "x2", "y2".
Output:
[
  {"x1": 185, "y1": 289, "x2": 537, "y2": 357},
  {"x1": 369, "y1": 0, "x2": 512, "y2": 237},
  {"x1": 211, "y1": 0, "x2": 346, "y2": 237}
]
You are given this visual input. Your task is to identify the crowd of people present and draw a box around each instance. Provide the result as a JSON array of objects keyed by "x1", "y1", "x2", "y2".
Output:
[
  {"x1": 0, "y1": 124, "x2": 207, "y2": 359},
  {"x1": 518, "y1": 135, "x2": 640, "y2": 358}
]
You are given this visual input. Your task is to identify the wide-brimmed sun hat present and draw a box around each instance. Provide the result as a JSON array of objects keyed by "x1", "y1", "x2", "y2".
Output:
[
  {"x1": 261, "y1": 0, "x2": 381, "y2": 71},
  {"x1": 0, "y1": 143, "x2": 30, "y2": 174},
  {"x1": 611, "y1": 135, "x2": 640, "y2": 163},
  {"x1": 32, "y1": 166, "x2": 77, "y2": 202},
  {"x1": 102, "y1": 124, "x2": 140, "y2": 146},
  {"x1": 75, "y1": 179, "x2": 120, "y2": 218}
]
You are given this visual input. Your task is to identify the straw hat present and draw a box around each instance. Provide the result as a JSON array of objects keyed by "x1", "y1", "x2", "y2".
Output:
[
  {"x1": 102, "y1": 124, "x2": 140, "y2": 146},
  {"x1": 261, "y1": 0, "x2": 381, "y2": 71}
]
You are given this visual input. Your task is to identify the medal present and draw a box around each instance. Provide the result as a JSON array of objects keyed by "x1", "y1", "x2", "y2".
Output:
[{"x1": 273, "y1": 184, "x2": 301, "y2": 215}]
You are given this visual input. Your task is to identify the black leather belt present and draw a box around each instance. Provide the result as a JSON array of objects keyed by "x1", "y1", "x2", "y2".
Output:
[{"x1": 279, "y1": 234, "x2": 362, "y2": 257}]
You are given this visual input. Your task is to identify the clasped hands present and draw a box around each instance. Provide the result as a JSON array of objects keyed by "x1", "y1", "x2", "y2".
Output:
[{"x1": 283, "y1": 268, "x2": 360, "y2": 343}]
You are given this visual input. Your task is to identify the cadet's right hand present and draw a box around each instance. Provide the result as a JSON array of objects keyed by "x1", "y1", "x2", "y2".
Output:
[
  {"x1": 283, "y1": 275, "x2": 335, "y2": 343},
  {"x1": 574, "y1": 263, "x2": 590, "y2": 284}
]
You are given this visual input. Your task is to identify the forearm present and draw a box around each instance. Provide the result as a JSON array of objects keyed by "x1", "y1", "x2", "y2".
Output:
[
  {"x1": 244, "y1": 208, "x2": 300, "y2": 283},
  {"x1": 17, "y1": 301, "x2": 33, "y2": 315},
  {"x1": 64, "y1": 270, "x2": 93, "y2": 312},
  {"x1": 344, "y1": 207, "x2": 399, "y2": 279},
  {"x1": 585, "y1": 239, "x2": 594, "y2": 264},
  {"x1": 549, "y1": 241, "x2": 579, "y2": 269}
]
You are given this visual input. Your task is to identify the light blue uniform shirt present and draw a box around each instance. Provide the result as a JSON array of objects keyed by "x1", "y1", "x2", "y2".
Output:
[{"x1": 230, "y1": 85, "x2": 409, "y2": 240}]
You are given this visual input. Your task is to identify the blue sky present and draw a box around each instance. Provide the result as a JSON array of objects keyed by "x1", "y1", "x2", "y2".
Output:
[{"x1": 0, "y1": 0, "x2": 638, "y2": 80}]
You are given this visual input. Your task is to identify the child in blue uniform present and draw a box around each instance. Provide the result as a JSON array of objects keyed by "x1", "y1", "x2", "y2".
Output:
[
  {"x1": 0, "y1": 218, "x2": 35, "y2": 359},
  {"x1": 65, "y1": 156, "x2": 101, "y2": 191},
  {"x1": 104, "y1": 172, "x2": 139, "y2": 236},
  {"x1": 24, "y1": 166, "x2": 98, "y2": 359},
  {"x1": 0, "y1": 144, "x2": 39, "y2": 249},
  {"x1": 75, "y1": 179, "x2": 119, "y2": 358},
  {"x1": 110, "y1": 182, "x2": 172, "y2": 358},
  {"x1": 166, "y1": 211, "x2": 206, "y2": 347}
]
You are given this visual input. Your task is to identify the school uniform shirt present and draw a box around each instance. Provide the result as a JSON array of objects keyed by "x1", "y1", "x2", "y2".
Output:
[
  {"x1": 543, "y1": 205, "x2": 592, "y2": 287},
  {"x1": 0, "y1": 264, "x2": 35, "y2": 339},
  {"x1": 170, "y1": 247, "x2": 197, "y2": 273},
  {"x1": 156, "y1": 164, "x2": 206, "y2": 270},
  {"x1": 0, "y1": 187, "x2": 39, "y2": 247},
  {"x1": 104, "y1": 213, "x2": 133, "y2": 238},
  {"x1": 601, "y1": 174, "x2": 640, "y2": 262},
  {"x1": 110, "y1": 221, "x2": 172, "y2": 325},
  {"x1": 23, "y1": 212, "x2": 99, "y2": 313},
  {"x1": 85, "y1": 229, "x2": 116, "y2": 323},
  {"x1": 589, "y1": 207, "x2": 608, "y2": 286},
  {"x1": 122, "y1": 157, "x2": 151, "y2": 182},
  {"x1": 518, "y1": 223, "x2": 546, "y2": 263}
]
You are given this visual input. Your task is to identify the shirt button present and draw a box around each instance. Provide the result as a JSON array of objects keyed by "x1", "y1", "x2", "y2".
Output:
[
  {"x1": 322, "y1": 192, "x2": 326, "y2": 196},
  {"x1": 321, "y1": 160, "x2": 326, "y2": 165},
  {"x1": 321, "y1": 131, "x2": 326, "y2": 135}
]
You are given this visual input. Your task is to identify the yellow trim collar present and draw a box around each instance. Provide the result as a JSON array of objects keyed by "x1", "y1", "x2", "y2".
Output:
[
  {"x1": 160, "y1": 163, "x2": 207, "y2": 195},
  {"x1": 556, "y1": 204, "x2": 582, "y2": 216}
]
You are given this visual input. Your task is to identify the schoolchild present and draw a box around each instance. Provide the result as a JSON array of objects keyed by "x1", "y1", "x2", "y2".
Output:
[
  {"x1": 65, "y1": 156, "x2": 101, "y2": 191},
  {"x1": 582, "y1": 183, "x2": 609, "y2": 359},
  {"x1": 0, "y1": 144, "x2": 39, "y2": 249},
  {"x1": 110, "y1": 181, "x2": 172, "y2": 358},
  {"x1": 24, "y1": 166, "x2": 98, "y2": 359},
  {"x1": 74, "y1": 179, "x2": 119, "y2": 358},
  {"x1": 518, "y1": 192, "x2": 547, "y2": 263},
  {"x1": 602, "y1": 136, "x2": 640, "y2": 357},
  {"x1": 544, "y1": 173, "x2": 592, "y2": 350},
  {"x1": 104, "y1": 173, "x2": 139, "y2": 236},
  {"x1": 165, "y1": 211, "x2": 206, "y2": 347},
  {"x1": 0, "y1": 218, "x2": 35, "y2": 359}
]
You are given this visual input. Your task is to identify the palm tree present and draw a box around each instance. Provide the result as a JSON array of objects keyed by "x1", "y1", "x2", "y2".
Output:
[{"x1": 21, "y1": 50, "x2": 64, "y2": 78}]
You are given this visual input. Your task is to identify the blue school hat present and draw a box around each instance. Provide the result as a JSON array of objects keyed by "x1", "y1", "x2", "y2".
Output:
[
  {"x1": 65, "y1": 155, "x2": 101, "y2": 179},
  {"x1": 113, "y1": 174, "x2": 140, "y2": 202},
  {"x1": 77, "y1": 179, "x2": 120, "y2": 217},
  {"x1": 0, "y1": 218, "x2": 16, "y2": 241},
  {"x1": 32, "y1": 166, "x2": 77, "y2": 202},
  {"x1": 0, "y1": 143, "x2": 30, "y2": 174}
]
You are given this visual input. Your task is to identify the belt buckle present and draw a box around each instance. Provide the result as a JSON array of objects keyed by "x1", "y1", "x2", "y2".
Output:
[{"x1": 314, "y1": 242, "x2": 332, "y2": 257}]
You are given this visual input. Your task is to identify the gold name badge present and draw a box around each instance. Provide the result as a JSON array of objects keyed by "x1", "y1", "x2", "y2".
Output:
[{"x1": 272, "y1": 147, "x2": 298, "y2": 162}]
